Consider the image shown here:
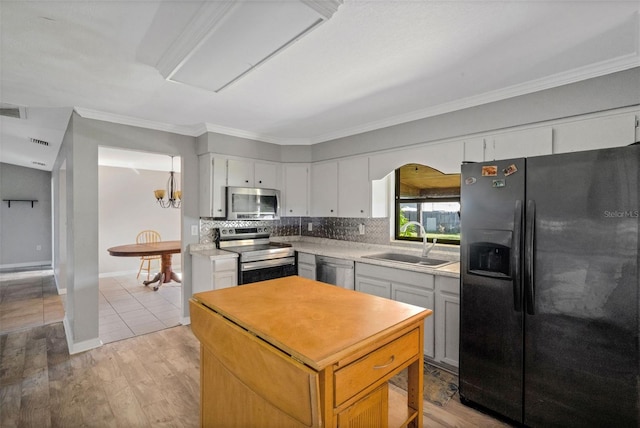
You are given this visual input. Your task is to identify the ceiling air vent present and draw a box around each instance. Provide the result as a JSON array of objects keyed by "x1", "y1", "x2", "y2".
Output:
[
  {"x1": 30, "y1": 137, "x2": 50, "y2": 147},
  {"x1": 32, "y1": 161, "x2": 46, "y2": 167}
]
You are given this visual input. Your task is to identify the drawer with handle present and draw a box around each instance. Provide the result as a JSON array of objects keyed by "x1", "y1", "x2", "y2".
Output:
[{"x1": 334, "y1": 328, "x2": 419, "y2": 406}]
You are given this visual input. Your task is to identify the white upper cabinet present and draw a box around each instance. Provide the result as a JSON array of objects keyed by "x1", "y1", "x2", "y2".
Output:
[
  {"x1": 338, "y1": 157, "x2": 370, "y2": 218},
  {"x1": 198, "y1": 153, "x2": 228, "y2": 218},
  {"x1": 282, "y1": 163, "x2": 309, "y2": 217},
  {"x1": 227, "y1": 158, "x2": 279, "y2": 189},
  {"x1": 254, "y1": 161, "x2": 279, "y2": 188},
  {"x1": 552, "y1": 113, "x2": 637, "y2": 154},
  {"x1": 227, "y1": 158, "x2": 253, "y2": 187},
  {"x1": 462, "y1": 137, "x2": 487, "y2": 163},
  {"x1": 310, "y1": 161, "x2": 338, "y2": 217},
  {"x1": 371, "y1": 173, "x2": 391, "y2": 218},
  {"x1": 486, "y1": 127, "x2": 552, "y2": 161},
  {"x1": 310, "y1": 157, "x2": 371, "y2": 218}
]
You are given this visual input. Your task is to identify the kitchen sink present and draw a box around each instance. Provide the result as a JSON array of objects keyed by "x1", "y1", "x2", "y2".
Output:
[{"x1": 362, "y1": 252, "x2": 452, "y2": 267}]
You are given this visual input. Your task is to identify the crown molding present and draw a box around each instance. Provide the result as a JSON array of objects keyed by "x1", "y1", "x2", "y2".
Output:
[
  {"x1": 73, "y1": 106, "x2": 313, "y2": 143},
  {"x1": 73, "y1": 107, "x2": 203, "y2": 137},
  {"x1": 200, "y1": 123, "x2": 312, "y2": 145}
]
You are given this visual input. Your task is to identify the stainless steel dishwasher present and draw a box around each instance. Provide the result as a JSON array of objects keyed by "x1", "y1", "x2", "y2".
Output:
[{"x1": 315, "y1": 256, "x2": 355, "y2": 290}]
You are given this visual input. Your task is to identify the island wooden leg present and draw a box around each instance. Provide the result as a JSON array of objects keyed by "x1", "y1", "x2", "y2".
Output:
[
  {"x1": 407, "y1": 323, "x2": 424, "y2": 428},
  {"x1": 407, "y1": 358, "x2": 424, "y2": 428}
]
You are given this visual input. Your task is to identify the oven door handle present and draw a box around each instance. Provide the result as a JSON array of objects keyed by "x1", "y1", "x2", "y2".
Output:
[{"x1": 241, "y1": 257, "x2": 296, "y2": 271}]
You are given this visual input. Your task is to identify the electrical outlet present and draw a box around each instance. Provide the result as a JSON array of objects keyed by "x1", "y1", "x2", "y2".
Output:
[
  {"x1": 308, "y1": 222, "x2": 313, "y2": 232},
  {"x1": 358, "y1": 224, "x2": 365, "y2": 235},
  {"x1": 191, "y1": 225, "x2": 199, "y2": 236}
]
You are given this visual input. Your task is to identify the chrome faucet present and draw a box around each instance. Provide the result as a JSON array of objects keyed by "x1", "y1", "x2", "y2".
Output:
[{"x1": 401, "y1": 221, "x2": 437, "y2": 258}]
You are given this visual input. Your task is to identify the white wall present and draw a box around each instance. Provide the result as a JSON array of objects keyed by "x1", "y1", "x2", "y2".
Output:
[{"x1": 98, "y1": 165, "x2": 181, "y2": 275}]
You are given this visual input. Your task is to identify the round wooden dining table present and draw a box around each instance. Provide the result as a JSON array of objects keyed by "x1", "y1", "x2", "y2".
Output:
[{"x1": 107, "y1": 240, "x2": 182, "y2": 291}]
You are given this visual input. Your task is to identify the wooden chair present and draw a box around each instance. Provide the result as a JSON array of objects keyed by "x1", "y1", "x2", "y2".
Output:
[{"x1": 136, "y1": 230, "x2": 161, "y2": 281}]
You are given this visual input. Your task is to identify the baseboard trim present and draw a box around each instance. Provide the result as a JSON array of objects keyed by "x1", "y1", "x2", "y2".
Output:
[
  {"x1": 0, "y1": 261, "x2": 52, "y2": 271},
  {"x1": 63, "y1": 316, "x2": 102, "y2": 354}
]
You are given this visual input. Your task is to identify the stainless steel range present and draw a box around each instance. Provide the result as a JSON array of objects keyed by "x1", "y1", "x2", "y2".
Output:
[{"x1": 217, "y1": 226, "x2": 296, "y2": 284}]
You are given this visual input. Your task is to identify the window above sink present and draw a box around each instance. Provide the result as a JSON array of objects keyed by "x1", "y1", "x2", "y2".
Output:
[{"x1": 395, "y1": 164, "x2": 461, "y2": 245}]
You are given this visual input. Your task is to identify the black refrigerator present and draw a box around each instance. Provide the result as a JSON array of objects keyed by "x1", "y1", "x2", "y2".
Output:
[{"x1": 459, "y1": 144, "x2": 639, "y2": 427}]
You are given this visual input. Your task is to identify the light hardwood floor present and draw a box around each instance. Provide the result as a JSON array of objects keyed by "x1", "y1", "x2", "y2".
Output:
[
  {"x1": 0, "y1": 269, "x2": 512, "y2": 427},
  {"x1": 0, "y1": 269, "x2": 64, "y2": 333},
  {"x1": 0, "y1": 322, "x2": 512, "y2": 428},
  {"x1": 1, "y1": 322, "x2": 200, "y2": 427}
]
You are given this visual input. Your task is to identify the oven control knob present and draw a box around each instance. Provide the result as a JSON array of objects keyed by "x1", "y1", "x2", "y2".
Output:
[{"x1": 221, "y1": 230, "x2": 227, "y2": 234}]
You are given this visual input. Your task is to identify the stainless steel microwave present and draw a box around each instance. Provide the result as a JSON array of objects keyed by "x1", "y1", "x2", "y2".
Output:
[{"x1": 225, "y1": 186, "x2": 281, "y2": 220}]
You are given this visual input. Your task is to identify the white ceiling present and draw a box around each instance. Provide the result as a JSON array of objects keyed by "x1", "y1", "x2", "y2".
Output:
[{"x1": 1, "y1": 0, "x2": 639, "y2": 171}]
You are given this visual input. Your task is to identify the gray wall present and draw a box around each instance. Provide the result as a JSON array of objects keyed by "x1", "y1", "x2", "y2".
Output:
[
  {"x1": 0, "y1": 163, "x2": 52, "y2": 268},
  {"x1": 311, "y1": 67, "x2": 640, "y2": 161},
  {"x1": 194, "y1": 68, "x2": 640, "y2": 164},
  {"x1": 53, "y1": 113, "x2": 198, "y2": 352},
  {"x1": 196, "y1": 131, "x2": 313, "y2": 163}
]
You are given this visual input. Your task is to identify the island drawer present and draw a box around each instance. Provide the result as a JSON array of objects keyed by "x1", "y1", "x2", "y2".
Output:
[{"x1": 333, "y1": 328, "x2": 419, "y2": 406}]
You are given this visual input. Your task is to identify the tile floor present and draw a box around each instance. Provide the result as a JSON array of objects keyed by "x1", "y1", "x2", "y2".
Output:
[
  {"x1": 0, "y1": 267, "x2": 182, "y2": 344},
  {"x1": 98, "y1": 274, "x2": 182, "y2": 344}
]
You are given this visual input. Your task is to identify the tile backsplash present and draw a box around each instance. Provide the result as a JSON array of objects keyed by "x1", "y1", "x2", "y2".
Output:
[{"x1": 199, "y1": 217, "x2": 390, "y2": 245}]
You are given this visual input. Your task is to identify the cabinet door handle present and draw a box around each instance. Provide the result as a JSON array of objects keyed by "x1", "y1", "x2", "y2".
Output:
[{"x1": 373, "y1": 355, "x2": 395, "y2": 369}]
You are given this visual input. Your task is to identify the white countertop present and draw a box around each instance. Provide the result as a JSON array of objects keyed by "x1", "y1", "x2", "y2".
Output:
[
  {"x1": 283, "y1": 238, "x2": 460, "y2": 278},
  {"x1": 189, "y1": 245, "x2": 238, "y2": 260},
  {"x1": 190, "y1": 237, "x2": 460, "y2": 278}
]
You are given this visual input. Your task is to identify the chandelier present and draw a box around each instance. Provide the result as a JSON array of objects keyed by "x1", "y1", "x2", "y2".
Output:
[{"x1": 154, "y1": 156, "x2": 181, "y2": 208}]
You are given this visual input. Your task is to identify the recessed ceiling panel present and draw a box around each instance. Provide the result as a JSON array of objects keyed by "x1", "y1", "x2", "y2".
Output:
[{"x1": 169, "y1": 1, "x2": 330, "y2": 92}]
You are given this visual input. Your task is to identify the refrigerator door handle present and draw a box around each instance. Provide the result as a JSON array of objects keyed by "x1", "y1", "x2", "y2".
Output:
[
  {"x1": 525, "y1": 199, "x2": 536, "y2": 315},
  {"x1": 512, "y1": 200, "x2": 523, "y2": 312}
]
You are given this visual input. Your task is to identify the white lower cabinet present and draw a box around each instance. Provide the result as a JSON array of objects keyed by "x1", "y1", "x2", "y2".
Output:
[
  {"x1": 355, "y1": 274, "x2": 391, "y2": 299},
  {"x1": 191, "y1": 254, "x2": 238, "y2": 294},
  {"x1": 355, "y1": 263, "x2": 435, "y2": 359},
  {"x1": 392, "y1": 283, "x2": 435, "y2": 359},
  {"x1": 296, "y1": 252, "x2": 316, "y2": 280},
  {"x1": 355, "y1": 262, "x2": 460, "y2": 368},
  {"x1": 435, "y1": 276, "x2": 460, "y2": 369}
]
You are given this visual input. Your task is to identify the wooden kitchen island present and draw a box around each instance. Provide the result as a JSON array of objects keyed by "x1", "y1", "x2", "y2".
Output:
[{"x1": 189, "y1": 276, "x2": 432, "y2": 428}]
